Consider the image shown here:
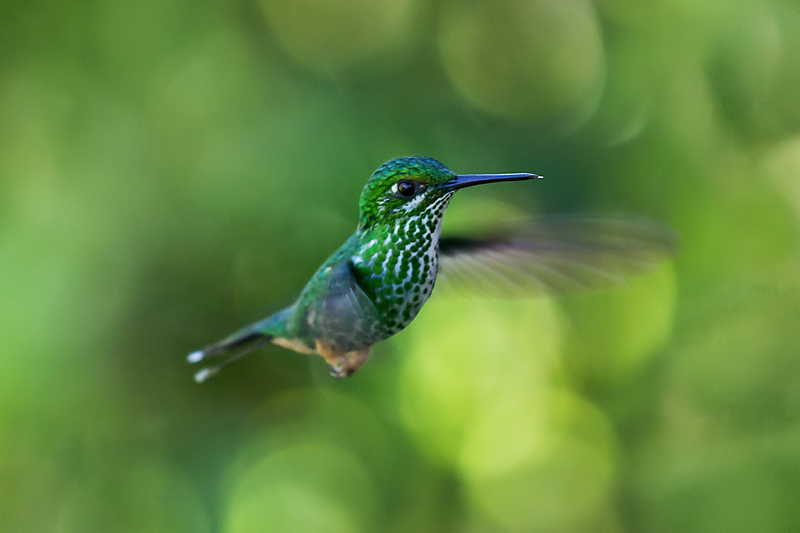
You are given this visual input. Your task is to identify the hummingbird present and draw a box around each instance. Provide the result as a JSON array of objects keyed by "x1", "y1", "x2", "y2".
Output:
[{"x1": 188, "y1": 156, "x2": 676, "y2": 382}]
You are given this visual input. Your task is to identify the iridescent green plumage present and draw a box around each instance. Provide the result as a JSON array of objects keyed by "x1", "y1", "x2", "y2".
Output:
[{"x1": 189, "y1": 156, "x2": 676, "y2": 381}]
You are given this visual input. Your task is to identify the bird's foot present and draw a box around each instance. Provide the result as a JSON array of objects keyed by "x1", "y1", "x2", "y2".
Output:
[{"x1": 327, "y1": 362, "x2": 349, "y2": 379}]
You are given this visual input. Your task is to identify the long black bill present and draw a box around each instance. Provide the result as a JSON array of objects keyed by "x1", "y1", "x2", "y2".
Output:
[{"x1": 443, "y1": 172, "x2": 542, "y2": 190}]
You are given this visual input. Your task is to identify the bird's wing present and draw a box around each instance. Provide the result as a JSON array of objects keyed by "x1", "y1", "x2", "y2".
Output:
[
  {"x1": 437, "y1": 214, "x2": 678, "y2": 296},
  {"x1": 314, "y1": 260, "x2": 381, "y2": 348}
]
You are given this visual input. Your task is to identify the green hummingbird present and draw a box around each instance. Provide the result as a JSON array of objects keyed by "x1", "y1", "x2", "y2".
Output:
[{"x1": 189, "y1": 156, "x2": 676, "y2": 382}]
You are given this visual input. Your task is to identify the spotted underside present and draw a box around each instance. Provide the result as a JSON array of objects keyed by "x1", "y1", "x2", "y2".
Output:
[
  {"x1": 279, "y1": 192, "x2": 453, "y2": 358},
  {"x1": 354, "y1": 193, "x2": 453, "y2": 337}
]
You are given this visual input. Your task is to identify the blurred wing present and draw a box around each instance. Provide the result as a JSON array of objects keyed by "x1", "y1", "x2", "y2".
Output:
[
  {"x1": 438, "y1": 214, "x2": 678, "y2": 296},
  {"x1": 315, "y1": 261, "x2": 381, "y2": 345}
]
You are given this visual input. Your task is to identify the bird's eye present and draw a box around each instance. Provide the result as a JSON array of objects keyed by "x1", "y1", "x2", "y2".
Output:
[{"x1": 392, "y1": 179, "x2": 420, "y2": 199}]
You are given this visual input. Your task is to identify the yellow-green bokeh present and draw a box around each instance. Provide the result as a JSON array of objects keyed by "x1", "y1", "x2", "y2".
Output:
[
  {"x1": 460, "y1": 388, "x2": 618, "y2": 532},
  {"x1": 438, "y1": 0, "x2": 605, "y2": 122},
  {"x1": 226, "y1": 442, "x2": 374, "y2": 533},
  {"x1": 398, "y1": 296, "x2": 562, "y2": 467},
  {"x1": 561, "y1": 264, "x2": 677, "y2": 387},
  {"x1": 260, "y1": 0, "x2": 422, "y2": 77}
]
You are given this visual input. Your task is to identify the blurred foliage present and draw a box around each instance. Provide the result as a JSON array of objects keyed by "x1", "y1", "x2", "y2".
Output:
[{"x1": 1, "y1": 0, "x2": 799, "y2": 531}]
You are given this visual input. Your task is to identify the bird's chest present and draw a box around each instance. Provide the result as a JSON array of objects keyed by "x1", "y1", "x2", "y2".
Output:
[{"x1": 354, "y1": 219, "x2": 441, "y2": 336}]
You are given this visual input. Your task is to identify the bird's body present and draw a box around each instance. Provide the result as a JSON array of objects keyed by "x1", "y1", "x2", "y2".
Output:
[{"x1": 189, "y1": 156, "x2": 676, "y2": 382}]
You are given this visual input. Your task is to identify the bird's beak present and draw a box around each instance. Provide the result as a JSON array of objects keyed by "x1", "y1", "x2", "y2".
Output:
[{"x1": 442, "y1": 172, "x2": 542, "y2": 190}]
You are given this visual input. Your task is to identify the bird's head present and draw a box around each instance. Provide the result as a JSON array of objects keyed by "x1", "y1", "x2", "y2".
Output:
[{"x1": 358, "y1": 156, "x2": 539, "y2": 230}]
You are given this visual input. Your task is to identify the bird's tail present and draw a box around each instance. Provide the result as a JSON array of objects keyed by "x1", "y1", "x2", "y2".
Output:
[{"x1": 187, "y1": 307, "x2": 291, "y2": 383}]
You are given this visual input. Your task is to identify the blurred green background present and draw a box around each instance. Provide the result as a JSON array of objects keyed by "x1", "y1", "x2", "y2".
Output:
[{"x1": 2, "y1": 0, "x2": 800, "y2": 531}]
